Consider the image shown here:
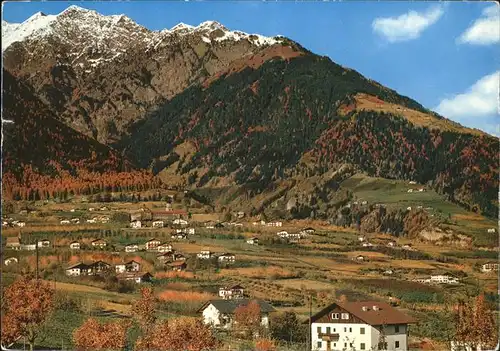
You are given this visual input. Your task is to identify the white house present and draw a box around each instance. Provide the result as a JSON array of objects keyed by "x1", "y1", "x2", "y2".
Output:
[
  {"x1": 362, "y1": 242, "x2": 374, "y2": 248},
  {"x1": 130, "y1": 220, "x2": 142, "y2": 229},
  {"x1": 246, "y1": 237, "x2": 259, "y2": 245},
  {"x1": 115, "y1": 264, "x2": 127, "y2": 273},
  {"x1": 65, "y1": 263, "x2": 90, "y2": 276},
  {"x1": 86, "y1": 218, "x2": 97, "y2": 223},
  {"x1": 145, "y1": 238, "x2": 161, "y2": 251},
  {"x1": 277, "y1": 231, "x2": 289, "y2": 238},
  {"x1": 267, "y1": 221, "x2": 283, "y2": 227},
  {"x1": 481, "y1": 262, "x2": 499, "y2": 273},
  {"x1": 358, "y1": 236, "x2": 366, "y2": 242},
  {"x1": 173, "y1": 219, "x2": 188, "y2": 226},
  {"x1": 386, "y1": 241, "x2": 396, "y2": 247},
  {"x1": 310, "y1": 301, "x2": 416, "y2": 351},
  {"x1": 171, "y1": 232, "x2": 187, "y2": 240},
  {"x1": 4, "y1": 257, "x2": 18, "y2": 266},
  {"x1": 16, "y1": 222, "x2": 26, "y2": 227},
  {"x1": 152, "y1": 221, "x2": 164, "y2": 228},
  {"x1": 430, "y1": 275, "x2": 459, "y2": 285},
  {"x1": 218, "y1": 253, "x2": 236, "y2": 263},
  {"x1": 157, "y1": 243, "x2": 173, "y2": 253},
  {"x1": 125, "y1": 244, "x2": 139, "y2": 253},
  {"x1": 407, "y1": 189, "x2": 413, "y2": 193},
  {"x1": 219, "y1": 285, "x2": 245, "y2": 300},
  {"x1": 37, "y1": 240, "x2": 50, "y2": 248},
  {"x1": 69, "y1": 241, "x2": 81, "y2": 250},
  {"x1": 487, "y1": 228, "x2": 496, "y2": 234},
  {"x1": 60, "y1": 220, "x2": 70, "y2": 224},
  {"x1": 91, "y1": 239, "x2": 107, "y2": 248},
  {"x1": 197, "y1": 250, "x2": 213, "y2": 259},
  {"x1": 198, "y1": 299, "x2": 275, "y2": 330}
]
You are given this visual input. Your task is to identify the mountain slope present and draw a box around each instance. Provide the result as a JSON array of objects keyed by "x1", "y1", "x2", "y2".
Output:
[
  {"x1": 2, "y1": 6, "x2": 285, "y2": 144},
  {"x1": 1, "y1": 70, "x2": 156, "y2": 200},
  {"x1": 123, "y1": 51, "x2": 499, "y2": 218}
]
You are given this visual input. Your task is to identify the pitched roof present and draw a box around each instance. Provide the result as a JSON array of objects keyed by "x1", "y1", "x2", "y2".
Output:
[
  {"x1": 310, "y1": 301, "x2": 416, "y2": 326},
  {"x1": 6, "y1": 237, "x2": 20, "y2": 244},
  {"x1": 66, "y1": 262, "x2": 89, "y2": 270},
  {"x1": 168, "y1": 260, "x2": 187, "y2": 267},
  {"x1": 197, "y1": 299, "x2": 275, "y2": 314}
]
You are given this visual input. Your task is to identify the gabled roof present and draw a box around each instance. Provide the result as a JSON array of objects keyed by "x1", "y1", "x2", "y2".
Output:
[
  {"x1": 309, "y1": 301, "x2": 416, "y2": 326},
  {"x1": 66, "y1": 262, "x2": 89, "y2": 270},
  {"x1": 6, "y1": 237, "x2": 20, "y2": 244},
  {"x1": 126, "y1": 260, "x2": 141, "y2": 265},
  {"x1": 231, "y1": 284, "x2": 245, "y2": 290},
  {"x1": 197, "y1": 299, "x2": 275, "y2": 314},
  {"x1": 146, "y1": 238, "x2": 160, "y2": 242}
]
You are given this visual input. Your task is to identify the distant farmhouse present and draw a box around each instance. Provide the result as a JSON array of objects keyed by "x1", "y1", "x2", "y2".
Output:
[{"x1": 198, "y1": 299, "x2": 275, "y2": 330}]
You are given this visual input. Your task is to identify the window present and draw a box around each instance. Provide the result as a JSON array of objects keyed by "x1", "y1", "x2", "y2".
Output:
[
  {"x1": 334, "y1": 343, "x2": 336, "y2": 348},
  {"x1": 326, "y1": 327, "x2": 331, "y2": 334},
  {"x1": 395, "y1": 341, "x2": 400, "y2": 349},
  {"x1": 360, "y1": 327, "x2": 366, "y2": 335},
  {"x1": 333, "y1": 328, "x2": 336, "y2": 332},
  {"x1": 331, "y1": 313, "x2": 340, "y2": 319},
  {"x1": 395, "y1": 325, "x2": 400, "y2": 333},
  {"x1": 317, "y1": 341, "x2": 322, "y2": 349},
  {"x1": 341, "y1": 313, "x2": 350, "y2": 319},
  {"x1": 344, "y1": 327, "x2": 347, "y2": 332},
  {"x1": 344, "y1": 343, "x2": 347, "y2": 348},
  {"x1": 349, "y1": 327, "x2": 352, "y2": 333},
  {"x1": 317, "y1": 326, "x2": 321, "y2": 334},
  {"x1": 360, "y1": 343, "x2": 366, "y2": 350},
  {"x1": 350, "y1": 343, "x2": 353, "y2": 347}
]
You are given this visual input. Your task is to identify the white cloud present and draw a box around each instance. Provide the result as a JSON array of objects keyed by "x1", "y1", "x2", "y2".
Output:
[
  {"x1": 435, "y1": 71, "x2": 499, "y2": 122},
  {"x1": 458, "y1": 4, "x2": 500, "y2": 45},
  {"x1": 372, "y1": 6, "x2": 444, "y2": 43}
]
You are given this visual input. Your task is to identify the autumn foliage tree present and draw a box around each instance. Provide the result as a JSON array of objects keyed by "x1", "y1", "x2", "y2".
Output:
[
  {"x1": 73, "y1": 318, "x2": 131, "y2": 351},
  {"x1": 255, "y1": 337, "x2": 277, "y2": 351},
  {"x1": 1, "y1": 276, "x2": 54, "y2": 351},
  {"x1": 234, "y1": 300, "x2": 262, "y2": 338},
  {"x1": 134, "y1": 317, "x2": 219, "y2": 351},
  {"x1": 454, "y1": 294, "x2": 498, "y2": 350},
  {"x1": 132, "y1": 287, "x2": 157, "y2": 335}
]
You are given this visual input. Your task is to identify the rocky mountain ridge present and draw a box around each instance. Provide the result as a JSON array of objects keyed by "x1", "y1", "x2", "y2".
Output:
[{"x1": 2, "y1": 6, "x2": 287, "y2": 143}]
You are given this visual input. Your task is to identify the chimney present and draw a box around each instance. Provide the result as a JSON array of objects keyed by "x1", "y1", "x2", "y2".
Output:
[
  {"x1": 362, "y1": 306, "x2": 369, "y2": 311},
  {"x1": 373, "y1": 305, "x2": 380, "y2": 311}
]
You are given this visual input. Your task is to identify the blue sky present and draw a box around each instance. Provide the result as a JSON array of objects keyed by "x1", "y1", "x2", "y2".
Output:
[{"x1": 3, "y1": 1, "x2": 499, "y2": 135}]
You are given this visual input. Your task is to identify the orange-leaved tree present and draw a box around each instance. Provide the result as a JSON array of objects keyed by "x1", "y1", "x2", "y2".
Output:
[
  {"x1": 73, "y1": 318, "x2": 131, "y2": 351},
  {"x1": 134, "y1": 317, "x2": 219, "y2": 351},
  {"x1": 132, "y1": 287, "x2": 157, "y2": 335},
  {"x1": 255, "y1": 337, "x2": 277, "y2": 351},
  {"x1": 234, "y1": 300, "x2": 262, "y2": 338},
  {"x1": 454, "y1": 294, "x2": 498, "y2": 350},
  {"x1": 1, "y1": 275, "x2": 54, "y2": 351}
]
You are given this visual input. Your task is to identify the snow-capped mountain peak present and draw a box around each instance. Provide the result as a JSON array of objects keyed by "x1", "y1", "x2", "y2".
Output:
[{"x1": 2, "y1": 5, "x2": 285, "y2": 71}]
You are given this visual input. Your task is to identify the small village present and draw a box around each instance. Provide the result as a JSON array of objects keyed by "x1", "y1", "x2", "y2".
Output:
[{"x1": 1, "y1": 190, "x2": 498, "y2": 351}]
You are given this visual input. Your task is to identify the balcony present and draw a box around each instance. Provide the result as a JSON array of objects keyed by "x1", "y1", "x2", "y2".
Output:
[{"x1": 318, "y1": 332, "x2": 340, "y2": 341}]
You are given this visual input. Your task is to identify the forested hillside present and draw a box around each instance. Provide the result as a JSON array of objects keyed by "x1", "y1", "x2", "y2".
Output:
[
  {"x1": 1, "y1": 70, "x2": 159, "y2": 200},
  {"x1": 123, "y1": 52, "x2": 498, "y2": 218}
]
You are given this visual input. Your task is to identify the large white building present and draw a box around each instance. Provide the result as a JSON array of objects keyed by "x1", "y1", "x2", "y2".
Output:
[{"x1": 310, "y1": 301, "x2": 416, "y2": 351}]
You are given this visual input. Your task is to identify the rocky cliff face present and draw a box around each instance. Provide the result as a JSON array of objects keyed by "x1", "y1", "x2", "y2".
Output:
[{"x1": 2, "y1": 6, "x2": 285, "y2": 143}]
